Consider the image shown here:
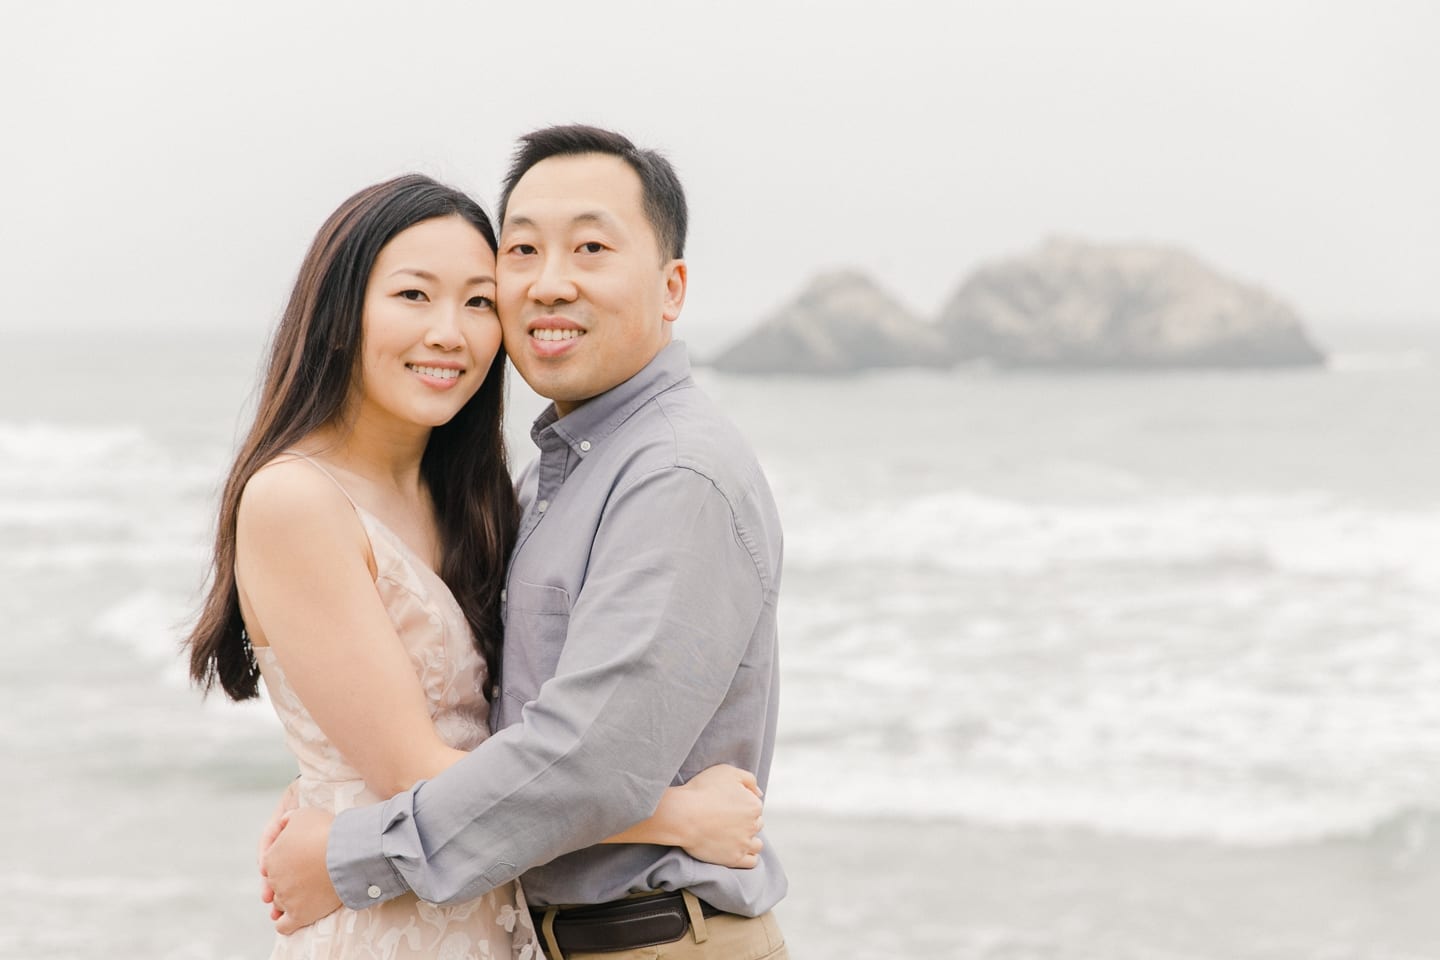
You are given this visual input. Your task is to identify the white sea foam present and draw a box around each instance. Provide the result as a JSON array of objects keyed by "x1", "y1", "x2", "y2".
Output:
[
  {"x1": 0, "y1": 421, "x2": 150, "y2": 466},
  {"x1": 0, "y1": 498, "x2": 120, "y2": 526},
  {"x1": 784, "y1": 487, "x2": 1440, "y2": 588},
  {"x1": 89, "y1": 591, "x2": 280, "y2": 735},
  {"x1": 91, "y1": 590, "x2": 195, "y2": 664},
  {"x1": 0, "y1": 420, "x2": 228, "y2": 477},
  {"x1": 769, "y1": 749, "x2": 1434, "y2": 846},
  {"x1": 1, "y1": 420, "x2": 223, "y2": 575},
  {"x1": 772, "y1": 483, "x2": 1440, "y2": 847}
]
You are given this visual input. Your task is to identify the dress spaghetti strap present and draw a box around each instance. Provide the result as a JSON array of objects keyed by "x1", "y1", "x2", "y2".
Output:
[{"x1": 276, "y1": 450, "x2": 358, "y2": 508}]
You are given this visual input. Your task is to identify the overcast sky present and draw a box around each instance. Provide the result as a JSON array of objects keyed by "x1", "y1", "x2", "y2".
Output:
[{"x1": 3, "y1": 0, "x2": 1436, "y2": 355}]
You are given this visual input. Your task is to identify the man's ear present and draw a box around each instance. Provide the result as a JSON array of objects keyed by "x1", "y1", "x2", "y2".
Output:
[{"x1": 661, "y1": 259, "x2": 687, "y2": 323}]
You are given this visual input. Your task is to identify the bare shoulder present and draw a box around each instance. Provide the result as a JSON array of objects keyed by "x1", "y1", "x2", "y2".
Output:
[{"x1": 237, "y1": 457, "x2": 365, "y2": 556}]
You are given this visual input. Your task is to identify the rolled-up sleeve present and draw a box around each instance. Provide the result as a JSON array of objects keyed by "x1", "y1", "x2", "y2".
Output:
[{"x1": 328, "y1": 464, "x2": 765, "y2": 908}]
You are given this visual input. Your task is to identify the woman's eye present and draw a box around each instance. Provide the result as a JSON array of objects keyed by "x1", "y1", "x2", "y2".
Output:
[
  {"x1": 467, "y1": 296, "x2": 494, "y2": 309},
  {"x1": 398, "y1": 289, "x2": 428, "y2": 302},
  {"x1": 579, "y1": 242, "x2": 604, "y2": 254},
  {"x1": 510, "y1": 243, "x2": 537, "y2": 256}
]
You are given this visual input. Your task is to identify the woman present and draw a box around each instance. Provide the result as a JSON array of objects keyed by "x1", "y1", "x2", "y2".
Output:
[{"x1": 187, "y1": 175, "x2": 763, "y2": 959}]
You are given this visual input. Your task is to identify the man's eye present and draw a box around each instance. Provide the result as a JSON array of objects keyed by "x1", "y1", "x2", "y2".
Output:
[
  {"x1": 467, "y1": 296, "x2": 495, "y2": 309},
  {"x1": 579, "y1": 242, "x2": 604, "y2": 254},
  {"x1": 398, "y1": 289, "x2": 427, "y2": 302}
]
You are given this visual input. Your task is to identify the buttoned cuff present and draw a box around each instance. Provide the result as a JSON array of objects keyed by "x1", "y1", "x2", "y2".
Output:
[{"x1": 327, "y1": 792, "x2": 416, "y2": 909}]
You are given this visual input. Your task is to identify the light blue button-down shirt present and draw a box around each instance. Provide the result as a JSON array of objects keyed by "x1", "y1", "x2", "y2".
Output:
[{"x1": 327, "y1": 341, "x2": 787, "y2": 915}]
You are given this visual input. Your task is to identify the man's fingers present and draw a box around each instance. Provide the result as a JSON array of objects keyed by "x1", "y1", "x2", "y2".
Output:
[
  {"x1": 737, "y1": 769, "x2": 762, "y2": 798},
  {"x1": 754, "y1": 815, "x2": 765, "y2": 835}
]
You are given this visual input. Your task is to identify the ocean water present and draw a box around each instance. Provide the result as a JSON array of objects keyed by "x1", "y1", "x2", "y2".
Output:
[{"x1": 2, "y1": 325, "x2": 1438, "y2": 958}]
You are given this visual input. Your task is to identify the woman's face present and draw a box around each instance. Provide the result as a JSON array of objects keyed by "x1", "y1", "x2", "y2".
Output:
[{"x1": 353, "y1": 215, "x2": 501, "y2": 432}]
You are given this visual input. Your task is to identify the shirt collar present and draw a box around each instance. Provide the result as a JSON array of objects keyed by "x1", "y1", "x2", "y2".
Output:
[{"x1": 529, "y1": 340, "x2": 693, "y2": 457}]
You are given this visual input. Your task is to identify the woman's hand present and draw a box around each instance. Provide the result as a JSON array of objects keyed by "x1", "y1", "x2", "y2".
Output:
[
  {"x1": 663, "y1": 764, "x2": 766, "y2": 868},
  {"x1": 599, "y1": 763, "x2": 765, "y2": 867},
  {"x1": 262, "y1": 806, "x2": 343, "y2": 934},
  {"x1": 258, "y1": 780, "x2": 301, "y2": 917}
]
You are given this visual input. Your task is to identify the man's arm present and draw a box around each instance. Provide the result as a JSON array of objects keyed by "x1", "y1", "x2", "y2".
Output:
[{"x1": 328, "y1": 465, "x2": 768, "y2": 907}]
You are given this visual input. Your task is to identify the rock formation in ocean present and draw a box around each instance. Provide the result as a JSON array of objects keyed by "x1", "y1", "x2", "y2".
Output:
[
  {"x1": 937, "y1": 237, "x2": 1326, "y2": 368},
  {"x1": 709, "y1": 269, "x2": 950, "y2": 375}
]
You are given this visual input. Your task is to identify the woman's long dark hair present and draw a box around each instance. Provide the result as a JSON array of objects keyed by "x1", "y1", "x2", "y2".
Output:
[{"x1": 187, "y1": 174, "x2": 518, "y2": 702}]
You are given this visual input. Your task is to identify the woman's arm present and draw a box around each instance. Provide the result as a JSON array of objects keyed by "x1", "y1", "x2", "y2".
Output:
[
  {"x1": 600, "y1": 763, "x2": 765, "y2": 868},
  {"x1": 238, "y1": 462, "x2": 464, "y2": 797}
]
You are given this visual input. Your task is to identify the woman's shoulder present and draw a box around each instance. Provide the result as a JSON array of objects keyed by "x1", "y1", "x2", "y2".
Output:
[{"x1": 238, "y1": 454, "x2": 363, "y2": 550}]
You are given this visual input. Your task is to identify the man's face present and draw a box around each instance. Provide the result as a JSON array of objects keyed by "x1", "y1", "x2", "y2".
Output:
[{"x1": 497, "y1": 153, "x2": 685, "y2": 416}]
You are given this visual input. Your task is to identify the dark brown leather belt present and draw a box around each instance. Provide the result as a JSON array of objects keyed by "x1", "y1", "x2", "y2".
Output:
[{"x1": 531, "y1": 890, "x2": 727, "y2": 954}]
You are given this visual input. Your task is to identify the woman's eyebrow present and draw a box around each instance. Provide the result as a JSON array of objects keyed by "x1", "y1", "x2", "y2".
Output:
[{"x1": 388, "y1": 268, "x2": 495, "y2": 286}]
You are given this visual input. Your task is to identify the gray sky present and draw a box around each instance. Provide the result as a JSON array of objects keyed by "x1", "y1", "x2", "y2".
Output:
[{"x1": 3, "y1": 0, "x2": 1436, "y2": 355}]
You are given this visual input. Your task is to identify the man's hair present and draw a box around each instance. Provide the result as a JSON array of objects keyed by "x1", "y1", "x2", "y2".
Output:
[{"x1": 497, "y1": 124, "x2": 688, "y2": 260}]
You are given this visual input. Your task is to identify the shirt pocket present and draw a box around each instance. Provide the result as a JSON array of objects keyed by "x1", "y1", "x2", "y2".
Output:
[{"x1": 501, "y1": 579, "x2": 571, "y2": 710}]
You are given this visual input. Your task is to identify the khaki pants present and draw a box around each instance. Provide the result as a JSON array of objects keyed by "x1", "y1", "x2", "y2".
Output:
[{"x1": 542, "y1": 898, "x2": 788, "y2": 960}]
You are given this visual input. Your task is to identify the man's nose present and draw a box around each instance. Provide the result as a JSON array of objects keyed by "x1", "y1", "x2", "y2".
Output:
[{"x1": 530, "y1": 253, "x2": 577, "y2": 304}]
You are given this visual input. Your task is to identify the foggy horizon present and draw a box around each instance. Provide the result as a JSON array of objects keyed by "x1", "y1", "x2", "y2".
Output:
[{"x1": 4, "y1": 0, "x2": 1437, "y2": 358}]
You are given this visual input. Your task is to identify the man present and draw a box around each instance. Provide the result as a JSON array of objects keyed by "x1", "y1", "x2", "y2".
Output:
[{"x1": 263, "y1": 125, "x2": 788, "y2": 959}]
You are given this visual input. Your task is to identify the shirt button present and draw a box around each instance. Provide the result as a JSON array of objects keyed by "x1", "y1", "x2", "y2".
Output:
[
  {"x1": 367, "y1": 884, "x2": 382, "y2": 899},
  {"x1": 537, "y1": 500, "x2": 549, "y2": 513},
  {"x1": 579, "y1": 440, "x2": 592, "y2": 452}
]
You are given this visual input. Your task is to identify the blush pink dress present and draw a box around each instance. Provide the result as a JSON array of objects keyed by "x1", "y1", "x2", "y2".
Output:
[{"x1": 253, "y1": 454, "x2": 542, "y2": 960}]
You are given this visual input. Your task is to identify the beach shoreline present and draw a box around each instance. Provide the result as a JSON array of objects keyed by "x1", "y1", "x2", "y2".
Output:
[
  {"x1": 8, "y1": 772, "x2": 1438, "y2": 960},
  {"x1": 768, "y1": 809, "x2": 1440, "y2": 959}
]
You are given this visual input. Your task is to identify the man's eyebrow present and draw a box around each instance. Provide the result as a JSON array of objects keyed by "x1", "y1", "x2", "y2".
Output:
[
  {"x1": 572, "y1": 211, "x2": 617, "y2": 229},
  {"x1": 504, "y1": 212, "x2": 618, "y2": 230},
  {"x1": 388, "y1": 268, "x2": 495, "y2": 285}
]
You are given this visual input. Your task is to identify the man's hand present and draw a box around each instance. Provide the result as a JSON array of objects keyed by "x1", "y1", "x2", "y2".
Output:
[{"x1": 261, "y1": 806, "x2": 343, "y2": 934}]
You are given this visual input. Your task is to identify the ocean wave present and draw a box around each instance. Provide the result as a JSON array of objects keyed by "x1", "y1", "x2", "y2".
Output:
[
  {"x1": 0, "y1": 421, "x2": 151, "y2": 467},
  {"x1": 0, "y1": 419, "x2": 229, "y2": 483},
  {"x1": 89, "y1": 591, "x2": 281, "y2": 734},
  {"x1": 769, "y1": 749, "x2": 1440, "y2": 848},
  {"x1": 92, "y1": 590, "x2": 197, "y2": 664},
  {"x1": 784, "y1": 487, "x2": 1440, "y2": 588},
  {"x1": 772, "y1": 553, "x2": 1440, "y2": 849},
  {"x1": 0, "y1": 498, "x2": 121, "y2": 527},
  {"x1": 2, "y1": 542, "x2": 209, "y2": 573},
  {"x1": 0, "y1": 420, "x2": 224, "y2": 573}
]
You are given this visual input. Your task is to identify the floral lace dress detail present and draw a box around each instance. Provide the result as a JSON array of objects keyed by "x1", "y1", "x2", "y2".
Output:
[{"x1": 254, "y1": 469, "x2": 541, "y2": 960}]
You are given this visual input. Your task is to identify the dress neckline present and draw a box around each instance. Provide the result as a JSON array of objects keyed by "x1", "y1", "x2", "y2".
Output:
[{"x1": 351, "y1": 504, "x2": 467, "y2": 613}]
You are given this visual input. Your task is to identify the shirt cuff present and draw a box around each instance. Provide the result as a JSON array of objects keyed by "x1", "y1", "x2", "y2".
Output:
[{"x1": 327, "y1": 792, "x2": 415, "y2": 909}]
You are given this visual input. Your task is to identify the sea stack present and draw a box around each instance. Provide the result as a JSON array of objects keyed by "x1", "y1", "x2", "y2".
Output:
[
  {"x1": 937, "y1": 237, "x2": 1326, "y2": 368},
  {"x1": 710, "y1": 269, "x2": 950, "y2": 375}
]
